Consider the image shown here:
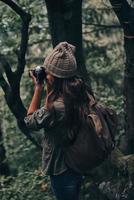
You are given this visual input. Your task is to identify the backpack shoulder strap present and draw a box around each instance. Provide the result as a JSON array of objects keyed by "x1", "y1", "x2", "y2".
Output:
[{"x1": 86, "y1": 91, "x2": 97, "y2": 108}]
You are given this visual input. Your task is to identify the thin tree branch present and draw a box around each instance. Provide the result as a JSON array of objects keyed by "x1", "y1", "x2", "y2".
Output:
[
  {"x1": 0, "y1": 74, "x2": 10, "y2": 93},
  {"x1": 17, "y1": 16, "x2": 31, "y2": 75},
  {"x1": 1, "y1": 0, "x2": 31, "y2": 77},
  {"x1": 83, "y1": 22, "x2": 122, "y2": 29},
  {"x1": 0, "y1": 54, "x2": 13, "y2": 85},
  {"x1": 1, "y1": 0, "x2": 29, "y2": 19}
]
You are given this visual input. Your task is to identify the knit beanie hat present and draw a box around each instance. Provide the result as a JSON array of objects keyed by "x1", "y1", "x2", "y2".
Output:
[{"x1": 44, "y1": 41, "x2": 77, "y2": 78}]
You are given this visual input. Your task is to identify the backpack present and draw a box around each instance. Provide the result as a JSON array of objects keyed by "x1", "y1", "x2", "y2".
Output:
[{"x1": 64, "y1": 94, "x2": 117, "y2": 174}]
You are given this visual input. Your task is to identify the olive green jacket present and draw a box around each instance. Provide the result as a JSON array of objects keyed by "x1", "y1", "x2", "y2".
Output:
[{"x1": 24, "y1": 99, "x2": 69, "y2": 175}]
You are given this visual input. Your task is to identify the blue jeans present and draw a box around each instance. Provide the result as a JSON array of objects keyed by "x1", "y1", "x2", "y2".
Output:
[{"x1": 50, "y1": 169, "x2": 82, "y2": 200}]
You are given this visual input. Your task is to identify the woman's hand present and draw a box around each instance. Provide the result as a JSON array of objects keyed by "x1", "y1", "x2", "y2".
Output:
[{"x1": 29, "y1": 70, "x2": 44, "y2": 90}]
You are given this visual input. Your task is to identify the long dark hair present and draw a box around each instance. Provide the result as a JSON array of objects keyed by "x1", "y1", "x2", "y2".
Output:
[{"x1": 46, "y1": 76, "x2": 93, "y2": 135}]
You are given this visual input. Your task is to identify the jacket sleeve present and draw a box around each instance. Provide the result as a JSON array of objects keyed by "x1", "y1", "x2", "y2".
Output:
[
  {"x1": 24, "y1": 106, "x2": 56, "y2": 131},
  {"x1": 24, "y1": 100, "x2": 65, "y2": 131}
]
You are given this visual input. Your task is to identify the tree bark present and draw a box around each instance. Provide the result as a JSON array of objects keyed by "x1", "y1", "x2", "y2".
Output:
[
  {"x1": 109, "y1": 0, "x2": 134, "y2": 154},
  {"x1": 45, "y1": 0, "x2": 88, "y2": 79},
  {"x1": 124, "y1": 37, "x2": 134, "y2": 154}
]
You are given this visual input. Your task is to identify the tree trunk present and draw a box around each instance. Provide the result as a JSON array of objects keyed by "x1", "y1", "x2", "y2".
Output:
[
  {"x1": 45, "y1": 0, "x2": 88, "y2": 79},
  {"x1": 124, "y1": 37, "x2": 134, "y2": 154},
  {"x1": 109, "y1": 0, "x2": 134, "y2": 154}
]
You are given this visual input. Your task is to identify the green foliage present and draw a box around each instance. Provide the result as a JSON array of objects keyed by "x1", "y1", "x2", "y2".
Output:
[{"x1": 0, "y1": 171, "x2": 54, "y2": 200}]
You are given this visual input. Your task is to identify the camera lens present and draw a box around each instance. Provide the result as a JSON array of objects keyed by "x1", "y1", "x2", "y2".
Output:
[{"x1": 32, "y1": 65, "x2": 46, "y2": 84}]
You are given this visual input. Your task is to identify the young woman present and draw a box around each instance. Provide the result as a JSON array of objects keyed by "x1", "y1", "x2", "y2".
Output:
[{"x1": 24, "y1": 42, "x2": 92, "y2": 200}]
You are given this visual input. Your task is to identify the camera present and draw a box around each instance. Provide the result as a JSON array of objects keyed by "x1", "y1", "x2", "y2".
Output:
[{"x1": 31, "y1": 66, "x2": 46, "y2": 84}]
